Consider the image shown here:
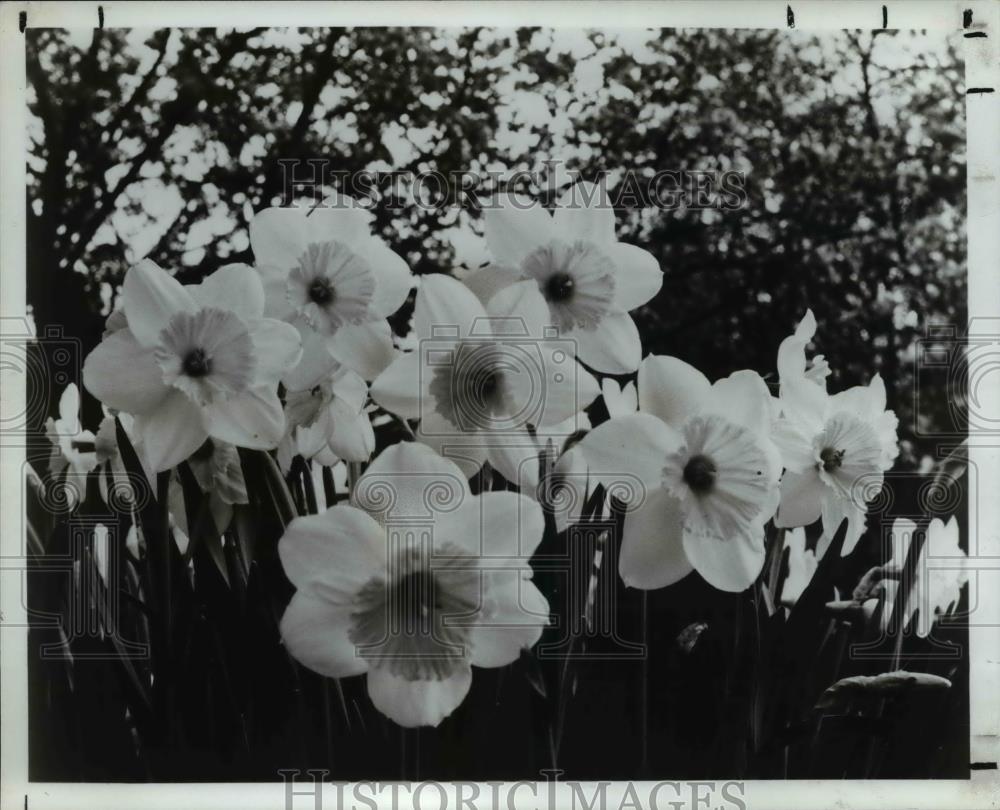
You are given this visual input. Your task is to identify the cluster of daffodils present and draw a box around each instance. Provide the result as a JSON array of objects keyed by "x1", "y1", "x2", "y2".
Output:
[
  {"x1": 868, "y1": 516, "x2": 968, "y2": 637},
  {"x1": 569, "y1": 309, "x2": 898, "y2": 593},
  {"x1": 67, "y1": 183, "x2": 935, "y2": 729}
]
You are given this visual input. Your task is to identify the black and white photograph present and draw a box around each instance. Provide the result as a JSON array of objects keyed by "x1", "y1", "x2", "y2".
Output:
[{"x1": 1, "y1": 2, "x2": 997, "y2": 808}]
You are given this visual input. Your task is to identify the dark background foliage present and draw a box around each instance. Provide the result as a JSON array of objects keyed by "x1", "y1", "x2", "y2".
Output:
[
  {"x1": 26, "y1": 26, "x2": 966, "y2": 462},
  {"x1": 25, "y1": 26, "x2": 968, "y2": 782}
]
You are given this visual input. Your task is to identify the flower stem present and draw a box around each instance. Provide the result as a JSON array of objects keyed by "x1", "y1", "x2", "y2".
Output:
[
  {"x1": 258, "y1": 450, "x2": 299, "y2": 524},
  {"x1": 321, "y1": 465, "x2": 337, "y2": 509},
  {"x1": 296, "y1": 457, "x2": 318, "y2": 514},
  {"x1": 765, "y1": 526, "x2": 787, "y2": 601},
  {"x1": 392, "y1": 412, "x2": 416, "y2": 440}
]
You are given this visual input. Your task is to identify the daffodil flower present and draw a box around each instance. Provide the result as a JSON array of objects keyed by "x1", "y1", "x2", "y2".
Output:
[
  {"x1": 83, "y1": 260, "x2": 302, "y2": 473},
  {"x1": 601, "y1": 377, "x2": 638, "y2": 417},
  {"x1": 779, "y1": 527, "x2": 818, "y2": 608},
  {"x1": 371, "y1": 274, "x2": 600, "y2": 480},
  {"x1": 773, "y1": 311, "x2": 899, "y2": 556},
  {"x1": 876, "y1": 517, "x2": 968, "y2": 637},
  {"x1": 92, "y1": 409, "x2": 153, "y2": 507},
  {"x1": 545, "y1": 443, "x2": 603, "y2": 534},
  {"x1": 466, "y1": 183, "x2": 662, "y2": 374},
  {"x1": 277, "y1": 442, "x2": 549, "y2": 727},
  {"x1": 281, "y1": 336, "x2": 375, "y2": 465},
  {"x1": 249, "y1": 202, "x2": 413, "y2": 381},
  {"x1": 185, "y1": 438, "x2": 249, "y2": 533},
  {"x1": 45, "y1": 383, "x2": 98, "y2": 508},
  {"x1": 573, "y1": 355, "x2": 782, "y2": 592},
  {"x1": 92, "y1": 523, "x2": 110, "y2": 585}
]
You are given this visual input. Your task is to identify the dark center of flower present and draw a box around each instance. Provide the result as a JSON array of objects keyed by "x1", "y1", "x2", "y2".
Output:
[
  {"x1": 683, "y1": 454, "x2": 717, "y2": 494},
  {"x1": 429, "y1": 342, "x2": 511, "y2": 430},
  {"x1": 394, "y1": 570, "x2": 442, "y2": 624},
  {"x1": 477, "y1": 369, "x2": 501, "y2": 402},
  {"x1": 182, "y1": 348, "x2": 211, "y2": 378},
  {"x1": 308, "y1": 277, "x2": 335, "y2": 306},
  {"x1": 349, "y1": 553, "x2": 479, "y2": 682},
  {"x1": 545, "y1": 271, "x2": 576, "y2": 303},
  {"x1": 820, "y1": 447, "x2": 846, "y2": 473},
  {"x1": 70, "y1": 439, "x2": 96, "y2": 453}
]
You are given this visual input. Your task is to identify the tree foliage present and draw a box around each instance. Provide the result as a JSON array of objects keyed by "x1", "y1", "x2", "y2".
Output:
[{"x1": 27, "y1": 27, "x2": 966, "y2": 464}]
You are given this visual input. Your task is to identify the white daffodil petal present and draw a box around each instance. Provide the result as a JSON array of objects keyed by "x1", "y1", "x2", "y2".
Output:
[
  {"x1": 821, "y1": 493, "x2": 868, "y2": 557},
  {"x1": 828, "y1": 384, "x2": 877, "y2": 421},
  {"x1": 780, "y1": 375, "x2": 828, "y2": 437},
  {"x1": 353, "y1": 240, "x2": 412, "y2": 318},
  {"x1": 706, "y1": 370, "x2": 773, "y2": 436},
  {"x1": 137, "y1": 389, "x2": 208, "y2": 473},
  {"x1": 204, "y1": 387, "x2": 285, "y2": 449},
  {"x1": 929, "y1": 515, "x2": 961, "y2": 558},
  {"x1": 370, "y1": 351, "x2": 425, "y2": 420},
  {"x1": 868, "y1": 374, "x2": 888, "y2": 414},
  {"x1": 438, "y1": 490, "x2": 545, "y2": 561},
  {"x1": 278, "y1": 504, "x2": 387, "y2": 593},
  {"x1": 638, "y1": 355, "x2": 712, "y2": 431},
  {"x1": 772, "y1": 419, "x2": 815, "y2": 473},
  {"x1": 605, "y1": 242, "x2": 662, "y2": 311},
  {"x1": 83, "y1": 329, "x2": 171, "y2": 415},
  {"x1": 58, "y1": 383, "x2": 81, "y2": 428},
  {"x1": 194, "y1": 263, "x2": 266, "y2": 322},
  {"x1": 567, "y1": 312, "x2": 642, "y2": 374},
  {"x1": 874, "y1": 409, "x2": 900, "y2": 469},
  {"x1": 121, "y1": 259, "x2": 196, "y2": 348},
  {"x1": 505, "y1": 341, "x2": 599, "y2": 427},
  {"x1": 366, "y1": 665, "x2": 472, "y2": 728},
  {"x1": 780, "y1": 527, "x2": 816, "y2": 605},
  {"x1": 552, "y1": 181, "x2": 616, "y2": 245},
  {"x1": 470, "y1": 577, "x2": 549, "y2": 668},
  {"x1": 327, "y1": 320, "x2": 396, "y2": 381},
  {"x1": 486, "y1": 431, "x2": 542, "y2": 493},
  {"x1": 618, "y1": 487, "x2": 692, "y2": 589},
  {"x1": 297, "y1": 419, "x2": 330, "y2": 460},
  {"x1": 888, "y1": 517, "x2": 917, "y2": 567},
  {"x1": 775, "y1": 469, "x2": 825, "y2": 528},
  {"x1": 486, "y1": 279, "x2": 552, "y2": 338},
  {"x1": 414, "y1": 412, "x2": 490, "y2": 479},
  {"x1": 602, "y1": 378, "x2": 638, "y2": 418},
  {"x1": 484, "y1": 194, "x2": 552, "y2": 266},
  {"x1": 327, "y1": 399, "x2": 375, "y2": 462},
  {"x1": 351, "y1": 441, "x2": 471, "y2": 523},
  {"x1": 251, "y1": 318, "x2": 303, "y2": 386},
  {"x1": 333, "y1": 366, "x2": 370, "y2": 413},
  {"x1": 682, "y1": 526, "x2": 766, "y2": 593},
  {"x1": 414, "y1": 274, "x2": 488, "y2": 340},
  {"x1": 280, "y1": 587, "x2": 368, "y2": 678},
  {"x1": 283, "y1": 331, "x2": 339, "y2": 391},
  {"x1": 548, "y1": 445, "x2": 594, "y2": 532},
  {"x1": 249, "y1": 207, "x2": 309, "y2": 270},
  {"x1": 574, "y1": 412, "x2": 681, "y2": 507},
  {"x1": 314, "y1": 445, "x2": 339, "y2": 468},
  {"x1": 460, "y1": 264, "x2": 524, "y2": 308},
  {"x1": 258, "y1": 262, "x2": 295, "y2": 320},
  {"x1": 777, "y1": 309, "x2": 817, "y2": 382}
]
